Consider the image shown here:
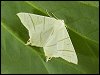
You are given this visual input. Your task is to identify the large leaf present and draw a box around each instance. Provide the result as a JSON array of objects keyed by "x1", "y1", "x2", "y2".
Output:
[{"x1": 1, "y1": 1, "x2": 99, "y2": 74}]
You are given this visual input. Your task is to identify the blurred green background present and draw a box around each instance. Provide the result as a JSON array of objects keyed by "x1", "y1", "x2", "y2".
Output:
[{"x1": 1, "y1": 1, "x2": 99, "y2": 74}]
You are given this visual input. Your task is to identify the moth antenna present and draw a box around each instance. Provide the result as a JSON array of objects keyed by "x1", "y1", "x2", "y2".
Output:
[
  {"x1": 45, "y1": 9, "x2": 52, "y2": 17},
  {"x1": 51, "y1": 12, "x2": 58, "y2": 20}
]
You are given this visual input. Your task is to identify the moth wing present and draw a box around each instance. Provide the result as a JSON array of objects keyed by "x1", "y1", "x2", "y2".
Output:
[
  {"x1": 43, "y1": 20, "x2": 62, "y2": 61},
  {"x1": 44, "y1": 20, "x2": 78, "y2": 64},
  {"x1": 17, "y1": 13, "x2": 56, "y2": 47},
  {"x1": 56, "y1": 23, "x2": 78, "y2": 64}
]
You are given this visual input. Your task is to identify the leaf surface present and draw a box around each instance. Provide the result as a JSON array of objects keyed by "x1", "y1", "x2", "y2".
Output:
[{"x1": 1, "y1": 1, "x2": 99, "y2": 74}]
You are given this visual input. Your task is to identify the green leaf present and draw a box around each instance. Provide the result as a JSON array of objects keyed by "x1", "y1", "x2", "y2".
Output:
[
  {"x1": 79, "y1": 1, "x2": 99, "y2": 7},
  {"x1": 1, "y1": 1, "x2": 99, "y2": 74}
]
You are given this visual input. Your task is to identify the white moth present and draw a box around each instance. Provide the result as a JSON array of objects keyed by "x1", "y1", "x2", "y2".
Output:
[{"x1": 17, "y1": 12, "x2": 78, "y2": 64}]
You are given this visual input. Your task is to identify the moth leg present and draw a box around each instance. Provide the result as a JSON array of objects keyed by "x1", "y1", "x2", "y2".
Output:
[
  {"x1": 65, "y1": 25, "x2": 68, "y2": 29},
  {"x1": 25, "y1": 38, "x2": 31, "y2": 45},
  {"x1": 46, "y1": 56, "x2": 52, "y2": 62}
]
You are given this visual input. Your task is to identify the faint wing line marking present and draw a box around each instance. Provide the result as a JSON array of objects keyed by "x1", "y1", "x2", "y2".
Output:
[
  {"x1": 46, "y1": 37, "x2": 70, "y2": 47},
  {"x1": 28, "y1": 14, "x2": 35, "y2": 31},
  {"x1": 58, "y1": 37, "x2": 69, "y2": 42},
  {"x1": 40, "y1": 32, "x2": 43, "y2": 46},
  {"x1": 57, "y1": 49, "x2": 74, "y2": 52},
  {"x1": 43, "y1": 16, "x2": 45, "y2": 31}
]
